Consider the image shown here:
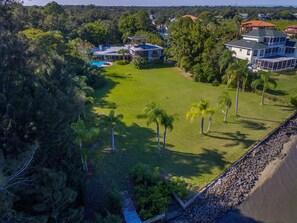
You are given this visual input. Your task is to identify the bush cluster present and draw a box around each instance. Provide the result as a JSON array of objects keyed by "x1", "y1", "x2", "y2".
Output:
[
  {"x1": 290, "y1": 95, "x2": 297, "y2": 107},
  {"x1": 115, "y1": 60, "x2": 129, "y2": 65},
  {"x1": 131, "y1": 56, "x2": 148, "y2": 69},
  {"x1": 129, "y1": 163, "x2": 187, "y2": 220}
]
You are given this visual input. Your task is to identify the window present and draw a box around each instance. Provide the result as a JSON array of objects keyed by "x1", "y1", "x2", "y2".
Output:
[
  {"x1": 260, "y1": 50, "x2": 264, "y2": 56},
  {"x1": 253, "y1": 50, "x2": 258, "y2": 56},
  {"x1": 247, "y1": 50, "x2": 251, "y2": 56},
  {"x1": 239, "y1": 49, "x2": 242, "y2": 52}
]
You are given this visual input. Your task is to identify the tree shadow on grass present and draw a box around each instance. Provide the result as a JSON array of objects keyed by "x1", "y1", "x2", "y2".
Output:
[
  {"x1": 266, "y1": 89, "x2": 288, "y2": 96},
  {"x1": 239, "y1": 115, "x2": 281, "y2": 124},
  {"x1": 162, "y1": 148, "x2": 229, "y2": 180},
  {"x1": 205, "y1": 131, "x2": 256, "y2": 148},
  {"x1": 86, "y1": 121, "x2": 233, "y2": 219},
  {"x1": 239, "y1": 120, "x2": 267, "y2": 130}
]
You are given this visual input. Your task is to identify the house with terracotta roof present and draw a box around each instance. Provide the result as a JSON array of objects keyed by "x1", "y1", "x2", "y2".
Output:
[
  {"x1": 240, "y1": 20, "x2": 276, "y2": 33},
  {"x1": 284, "y1": 25, "x2": 297, "y2": 37},
  {"x1": 182, "y1": 15, "x2": 197, "y2": 21},
  {"x1": 225, "y1": 29, "x2": 297, "y2": 71}
]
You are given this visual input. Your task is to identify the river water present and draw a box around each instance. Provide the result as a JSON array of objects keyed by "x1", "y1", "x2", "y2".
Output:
[{"x1": 217, "y1": 138, "x2": 297, "y2": 223}]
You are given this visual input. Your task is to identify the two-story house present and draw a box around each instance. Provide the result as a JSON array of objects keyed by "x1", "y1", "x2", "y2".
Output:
[{"x1": 225, "y1": 29, "x2": 297, "y2": 71}]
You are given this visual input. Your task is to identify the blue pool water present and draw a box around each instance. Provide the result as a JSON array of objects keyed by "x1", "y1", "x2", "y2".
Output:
[{"x1": 89, "y1": 61, "x2": 107, "y2": 67}]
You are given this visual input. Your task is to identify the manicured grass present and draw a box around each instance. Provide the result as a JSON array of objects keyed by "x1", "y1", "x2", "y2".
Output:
[
  {"x1": 271, "y1": 20, "x2": 297, "y2": 31},
  {"x1": 91, "y1": 64, "x2": 296, "y2": 191}
]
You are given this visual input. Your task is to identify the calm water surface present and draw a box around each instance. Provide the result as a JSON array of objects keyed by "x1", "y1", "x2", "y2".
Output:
[{"x1": 217, "y1": 141, "x2": 297, "y2": 223}]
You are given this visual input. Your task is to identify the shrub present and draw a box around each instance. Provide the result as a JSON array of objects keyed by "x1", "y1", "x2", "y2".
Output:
[
  {"x1": 115, "y1": 60, "x2": 129, "y2": 65},
  {"x1": 129, "y1": 163, "x2": 188, "y2": 220},
  {"x1": 167, "y1": 177, "x2": 188, "y2": 199},
  {"x1": 106, "y1": 189, "x2": 122, "y2": 214},
  {"x1": 131, "y1": 56, "x2": 148, "y2": 69},
  {"x1": 211, "y1": 80, "x2": 220, "y2": 86},
  {"x1": 86, "y1": 73, "x2": 106, "y2": 89},
  {"x1": 135, "y1": 183, "x2": 170, "y2": 220},
  {"x1": 290, "y1": 95, "x2": 297, "y2": 107}
]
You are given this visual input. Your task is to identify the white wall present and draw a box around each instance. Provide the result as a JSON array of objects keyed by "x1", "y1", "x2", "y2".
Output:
[{"x1": 230, "y1": 47, "x2": 252, "y2": 62}]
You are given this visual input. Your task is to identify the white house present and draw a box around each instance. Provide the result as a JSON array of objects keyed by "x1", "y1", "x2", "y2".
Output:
[
  {"x1": 225, "y1": 29, "x2": 297, "y2": 71},
  {"x1": 93, "y1": 36, "x2": 163, "y2": 62}
]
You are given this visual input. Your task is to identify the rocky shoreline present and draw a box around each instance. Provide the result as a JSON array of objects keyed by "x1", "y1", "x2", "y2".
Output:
[{"x1": 178, "y1": 112, "x2": 297, "y2": 223}]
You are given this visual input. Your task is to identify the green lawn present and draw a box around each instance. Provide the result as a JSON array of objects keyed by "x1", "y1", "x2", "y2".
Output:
[
  {"x1": 271, "y1": 20, "x2": 297, "y2": 31},
  {"x1": 91, "y1": 64, "x2": 296, "y2": 191}
]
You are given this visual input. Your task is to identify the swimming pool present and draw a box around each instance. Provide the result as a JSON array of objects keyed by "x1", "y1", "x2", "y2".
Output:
[{"x1": 89, "y1": 61, "x2": 107, "y2": 67}]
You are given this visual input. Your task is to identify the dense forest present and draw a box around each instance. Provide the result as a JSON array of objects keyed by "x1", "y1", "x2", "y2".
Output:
[{"x1": 1, "y1": 0, "x2": 297, "y2": 222}]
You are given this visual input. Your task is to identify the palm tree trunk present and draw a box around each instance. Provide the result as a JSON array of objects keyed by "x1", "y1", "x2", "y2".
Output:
[
  {"x1": 261, "y1": 89, "x2": 265, "y2": 105},
  {"x1": 206, "y1": 115, "x2": 213, "y2": 133},
  {"x1": 111, "y1": 127, "x2": 115, "y2": 151},
  {"x1": 79, "y1": 143, "x2": 86, "y2": 172},
  {"x1": 235, "y1": 77, "x2": 240, "y2": 116},
  {"x1": 200, "y1": 117, "x2": 204, "y2": 134},
  {"x1": 156, "y1": 122, "x2": 160, "y2": 149},
  {"x1": 84, "y1": 156, "x2": 88, "y2": 172},
  {"x1": 163, "y1": 128, "x2": 167, "y2": 149},
  {"x1": 224, "y1": 107, "x2": 229, "y2": 122}
]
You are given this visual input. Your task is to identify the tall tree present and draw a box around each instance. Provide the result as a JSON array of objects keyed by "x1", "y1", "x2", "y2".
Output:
[
  {"x1": 99, "y1": 110, "x2": 123, "y2": 151},
  {"x1": 218, "y1": 49, "x2": 234, "y2": 75},
  {"x1": 224, "y1": 59, "x2": 249, "y2": 116},
  {"x1": 251, "y1": 70, "x2": 277, "y2": 105},
  {"x1": 186, "y1": 99, "x2": 215, "y2": 134},
  {"x1": 144, "y1": 102, "x2": 164, "y2": 149},
  {"x1": 161, "y1": 112, "x2": 178, "y2": 149},
  {"x1": 71, "y1": 119, "x2": 99, "y2": 172},
  {"x1": 217, "y1": 91, "x2": 232, "y2": 122},
  {"x1": 79, "y1": 21, "x2": 110, "y2": 46}
]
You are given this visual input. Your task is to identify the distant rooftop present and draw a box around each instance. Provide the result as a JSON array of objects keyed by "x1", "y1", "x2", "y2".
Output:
[
  {"x1": 241, "y1": 20, "x2": 276, "y2": 28},
  {"x1": 243, "y1": 29, "x2": 286, "y2": 38},
  {"x1": 182, "y1": 15, "x2": 197, "y2": 21},
  {"x1": 130, "y1": 43, "x2": 163, "y2": 51},
  {"x1": 225, "y1": 39, "x2": 267, "y2": 50}
]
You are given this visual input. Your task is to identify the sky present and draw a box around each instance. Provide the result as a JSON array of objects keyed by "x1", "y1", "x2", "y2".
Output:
[{"x1": 22, "y1": 0, "x2": 297, "y2": 7}]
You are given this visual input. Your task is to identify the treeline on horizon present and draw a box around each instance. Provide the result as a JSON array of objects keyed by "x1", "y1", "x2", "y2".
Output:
[{"x1": 25, "y1": 4, "x2": 297, "y2": 22}]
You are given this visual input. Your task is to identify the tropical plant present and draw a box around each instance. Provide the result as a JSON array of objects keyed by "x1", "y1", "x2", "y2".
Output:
[
  {"x1": 205, "y1": 108, "x2": 215, "y2": 133},
  {"x1": 224, "y1": 59, "x2": 249, "y2": 116},
  {"x1": 186, "y1": 99, "x2": 215, "y2": 134},
  {"x1": 117, "y1": 48, "x2": 130, "y2": 61},
  {"x1": 144, "y1": 102, "x2": 165, "y2": 149},
  {"x1": 290, "y1": 95, "x2": 297, "y2": 108},
  {"x1": 71, "y1": 119, "x2": 100, "y2": 172},
  {"x1": 161, "y1": 112, "x2": 178, "y2": 149},
  {"x1": 217, "y1": 91, "x2": 232, "y2": 122},
  {"x1": 218, "y1": 49, "x2": 234, "y2": 74},
  {"x1": 99, "y1": 110, "x2": 123, "y2": 151},
  {"x1": 251, "y1": 70, "x2": 277, "y2": 105}
]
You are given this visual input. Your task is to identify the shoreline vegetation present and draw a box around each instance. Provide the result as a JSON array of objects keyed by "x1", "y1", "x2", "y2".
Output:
[{"x1": 175, "y1": 112, "x2": 297, "y2": 223}]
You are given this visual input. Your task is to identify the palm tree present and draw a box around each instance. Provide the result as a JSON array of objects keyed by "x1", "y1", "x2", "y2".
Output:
[
  {"x1": 218, "y1": 50, "x2": 234, "y2": 75},
  {"x1": 99, "y1": 110, "x2": 123, "y2": 151},
  {"x1": 205, "y1": 108, "x2": 215, "y2": 133},
  {"x1": 144, "y1": 102, "x2": 164, "y2": 149},
  {"x1": 251, "y1": 70, "x2": 277, "y2": 105},
  {"x1": 186, "y1": 99, "x2": 215, "y2": 135},
  {"x1": 217, "y1": 91, "x2": 232, "y2": 122},
  {"x1": 161, "y1": 112, "x2": 178, "y2": 149},
  {"x1": 118, "y1": 49, "x2": 130, "y2": 61},
  {"x1": 71, "y1": 119, "x2": 99, "y2": 172},
  {"x1": 224, "y1": 59, "x2": 249, "y2": 116}
]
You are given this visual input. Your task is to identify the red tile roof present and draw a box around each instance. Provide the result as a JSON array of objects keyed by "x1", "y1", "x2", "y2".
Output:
[
  {"x1": 182, "y1": 15, "x2": 197, "y2": 21},
  {"x1": 241, "y1": 20, "x2": 276, "y2": 28},
  {"x1": 284, "y1": 25, "x2": 297, "y2": 35}
]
